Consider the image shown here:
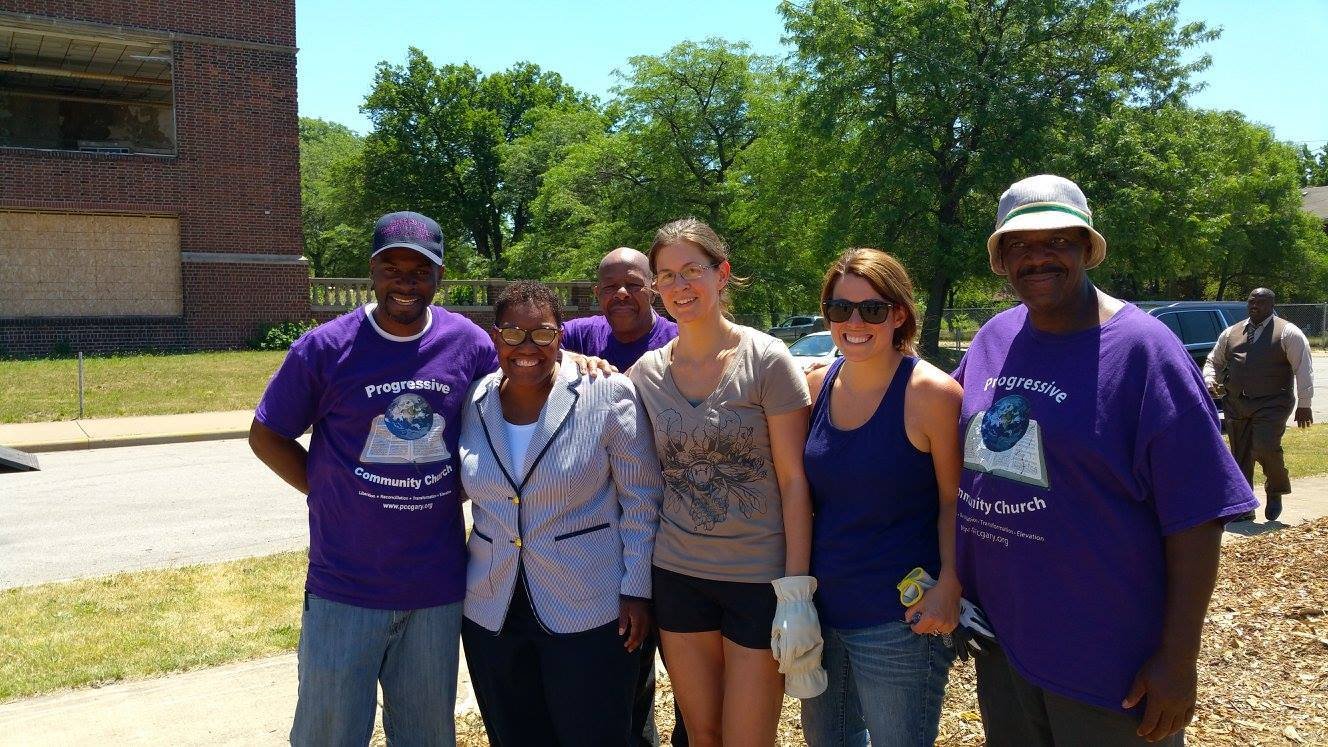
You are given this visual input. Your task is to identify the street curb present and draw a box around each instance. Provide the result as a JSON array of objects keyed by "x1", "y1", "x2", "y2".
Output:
[{"x1": 12, "y1": 429, "x2": 253, "y2": 454}]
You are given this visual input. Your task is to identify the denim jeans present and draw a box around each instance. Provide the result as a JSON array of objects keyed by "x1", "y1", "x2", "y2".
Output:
[
  {"x1": 801, "y1": 620, "x2": 956, "y2": 747},
  {"x1": 290, "y1": 592, "x2": 463, "y2": 747}
]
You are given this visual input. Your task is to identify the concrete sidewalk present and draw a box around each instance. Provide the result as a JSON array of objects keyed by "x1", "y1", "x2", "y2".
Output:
[
  {"x1": 0, "y1": 410, "x2": 254, "y2": 454},
  {"x1": 0, "y1": 652, "x2": 480, "y2": 747},
  {"x1": 1, "y1": 413, "x2": 1324, "y2": 745}
]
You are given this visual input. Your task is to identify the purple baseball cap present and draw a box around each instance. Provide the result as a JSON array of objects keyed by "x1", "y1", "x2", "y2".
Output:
[{"x1": 371, "y1": 211, "x2": 444, "y2": 265}]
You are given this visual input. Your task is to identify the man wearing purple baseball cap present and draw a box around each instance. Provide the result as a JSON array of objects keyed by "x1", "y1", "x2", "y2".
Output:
[
  {"x1": 249, "y1": 210, "x2": 611, "y2": 745},
  {"x1": 952, "y1": 175, "x2": 1255, "y2": 744}
]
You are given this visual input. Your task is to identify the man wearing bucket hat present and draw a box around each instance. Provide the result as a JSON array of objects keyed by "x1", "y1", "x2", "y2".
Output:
[
  {"x1": 952, "y1": 175, "x2": 1255, "y2": 744},
  {"x1": 249, "y1": 211, "x2": 613, "y2": 745}
]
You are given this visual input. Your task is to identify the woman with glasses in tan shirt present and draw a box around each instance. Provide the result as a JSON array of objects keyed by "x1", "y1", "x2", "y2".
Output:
[{"x1": 627, "y1": 218, "x2": 824, "y2": 746}]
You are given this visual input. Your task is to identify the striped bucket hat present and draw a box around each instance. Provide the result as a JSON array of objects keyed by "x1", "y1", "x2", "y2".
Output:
[{"x1": 986, "y1": 174, "x2": 1107, "y2": 275}]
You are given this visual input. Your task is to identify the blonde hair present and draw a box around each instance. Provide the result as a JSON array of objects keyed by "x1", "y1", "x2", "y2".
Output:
[
  {"x1": 820, "y1": 248, "x2": 918, "y2": 355},
  {"x1": 649, "y1": 218, "x2": 748, "y2": 312}
]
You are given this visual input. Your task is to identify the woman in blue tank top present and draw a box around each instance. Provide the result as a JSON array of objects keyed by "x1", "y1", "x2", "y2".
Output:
[{"x1": 800, "y1": 248, "x2": 963, "y2": 747}]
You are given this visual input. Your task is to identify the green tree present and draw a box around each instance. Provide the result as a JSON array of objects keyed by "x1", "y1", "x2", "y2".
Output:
[
  {"x1": 1061, "y1": 107, "x2": 1327, "y2": 300},
  {"x1": 298, "y1": 118, "x2": 366, "y2": 277},
  {"x1": 359, "y1": 51, "x2": 589, "y2": 272},
  {"x1": 509, "y1": 39, "x2": 809, "y2": 321},
  {"x1": 1298, "y1": 143, "x2": 1328, "y2": 187},
  {"x1": 781, "y1": 0, "x2": 1216, "y2": 352}
]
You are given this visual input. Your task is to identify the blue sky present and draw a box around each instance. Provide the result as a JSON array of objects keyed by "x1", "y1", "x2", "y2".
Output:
[{"x1": 296, "y1": 0, "x2": 1325, "y2": 147}]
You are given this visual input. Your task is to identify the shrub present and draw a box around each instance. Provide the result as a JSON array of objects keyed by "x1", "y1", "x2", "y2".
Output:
[{"x1": 249, "y1": 320, "x2": 320, "y2": 350}]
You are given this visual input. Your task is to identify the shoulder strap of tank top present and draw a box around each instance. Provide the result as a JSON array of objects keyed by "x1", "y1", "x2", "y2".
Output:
[{"x1": 811, "y1": 357, "x2": 845, "y2": 421}]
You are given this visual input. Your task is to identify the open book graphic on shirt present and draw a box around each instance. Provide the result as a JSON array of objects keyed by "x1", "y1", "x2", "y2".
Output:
[
  {"x1": 963, "y1": 412, "x2": 1050, "y2": 488},
  {"x1": 360, "y1": 414, "x2": 451, "y2": 465}
]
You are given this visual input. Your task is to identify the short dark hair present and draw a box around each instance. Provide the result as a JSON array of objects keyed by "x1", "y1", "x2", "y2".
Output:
[{"x1": 493, "y1": 280, "x2": 563, "y2": 326}]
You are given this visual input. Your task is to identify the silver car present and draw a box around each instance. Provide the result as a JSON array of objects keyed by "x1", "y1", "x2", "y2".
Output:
[
  {"x1": 787, "y1": 331, "x2": 840, "y2": 372},
  {"x1": 768, "y1": 314, "x2": 826, "y2": 342}
]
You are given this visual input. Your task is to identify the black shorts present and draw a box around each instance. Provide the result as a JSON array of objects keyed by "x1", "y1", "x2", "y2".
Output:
[{"x1": 652, "y1": 565, "x2": 777, "y2": 650}]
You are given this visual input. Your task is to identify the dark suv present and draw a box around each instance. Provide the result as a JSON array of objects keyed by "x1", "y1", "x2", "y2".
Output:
[
  {"x1": 1141, "y1": 301, "x2": 1250, "y2": 368},
  {"x1": 767, "y1": 314, "x2": 826, "y2": 343}
]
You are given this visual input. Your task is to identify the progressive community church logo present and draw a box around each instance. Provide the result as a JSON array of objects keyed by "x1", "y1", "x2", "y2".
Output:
[
  {"x1": 963, "y1": 394, "x2": 1050, "y2": 488},
  {"x1": 360, "y1": 392, "x2": 451, "y2": 464}
]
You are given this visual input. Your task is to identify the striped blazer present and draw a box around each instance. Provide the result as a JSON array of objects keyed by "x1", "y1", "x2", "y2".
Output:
[{"x1": 458, "y1": 358, "x2": 663, "y2": 634}]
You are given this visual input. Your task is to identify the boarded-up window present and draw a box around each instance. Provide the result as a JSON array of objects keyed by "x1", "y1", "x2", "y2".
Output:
[{"x1": 0, "y1": 211, "x2": 182, "y2": 317}]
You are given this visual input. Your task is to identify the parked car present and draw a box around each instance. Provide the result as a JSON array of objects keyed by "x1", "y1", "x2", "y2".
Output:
[
  {"x1": 768, "y1": 314, "x2": 826, "y2": 342},
  {"x1": 787, "y1": 331, "x2": 840, "y2": 372},
  {"x1": 1140, "y1": 301, "x2": 1250, "y2": 368}
]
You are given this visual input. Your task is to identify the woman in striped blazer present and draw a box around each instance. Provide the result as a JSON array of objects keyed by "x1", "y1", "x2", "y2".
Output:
[{"x1": 458, "y1": 280, "x2": 663, "y2": 746}]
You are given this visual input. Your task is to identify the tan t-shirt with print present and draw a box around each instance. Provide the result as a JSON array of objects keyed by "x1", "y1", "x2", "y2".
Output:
[{"x1": 628, "y1": 325, "x2": 811, "y2": 583}]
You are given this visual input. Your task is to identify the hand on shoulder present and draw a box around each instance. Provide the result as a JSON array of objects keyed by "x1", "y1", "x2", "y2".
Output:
[{"x1": 806, "y1": 364, "x2": 831, "y2": 402}]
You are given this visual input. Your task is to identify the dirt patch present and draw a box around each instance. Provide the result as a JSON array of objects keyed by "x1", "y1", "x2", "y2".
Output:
[{"x1": 448, "y1": 518, "x2": 1328, "y2": 745}]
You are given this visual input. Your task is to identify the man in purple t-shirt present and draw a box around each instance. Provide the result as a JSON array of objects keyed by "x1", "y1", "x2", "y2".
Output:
[
  {"x1": 953, "y1": 176, "x2": 1255, "y2": 745},
  {"x1": 250, "y1": 211, "x2": 495, "y2": 745},
  {"x1": 561, "y1": 246, "x2": 680, "y2": 747},
  {"x1": 562, "y1": 247, "x2": 678, "y2": 373}
]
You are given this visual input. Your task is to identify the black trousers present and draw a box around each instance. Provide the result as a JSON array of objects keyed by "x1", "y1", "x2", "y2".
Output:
[
  {"x1": 462, "y1": 585, "x2": 639, "y2": 747},
  {"x1": 632, "y1": 631, "x2": 689, "y2": 747},
  {"x1": 1223, "y1": 392, "x2": 1294, "y2": 497},
  {"x1": 975, "y1": 643, "x2": 1183, "y2": 746}
]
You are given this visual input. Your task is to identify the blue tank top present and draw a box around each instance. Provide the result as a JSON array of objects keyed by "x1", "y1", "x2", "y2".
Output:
[{"x1": 804, "y1": 356, "x2": 941, "y2": 629}]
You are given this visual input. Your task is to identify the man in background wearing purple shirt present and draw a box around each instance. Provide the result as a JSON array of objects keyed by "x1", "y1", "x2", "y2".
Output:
[
  {"x1": 953, "y1": 175, "x2": 1255, "y2": 745},
  {"x1": 561, "y1": 246, "x2": 681, "y2": 747},
  {"x1": 562, "y1": 247, "x2": 678, "y2": 374}
]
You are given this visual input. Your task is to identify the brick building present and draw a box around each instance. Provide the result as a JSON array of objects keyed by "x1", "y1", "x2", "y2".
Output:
[{"x1": 0, "y1": 2, "x2": 305, "y2": 356}]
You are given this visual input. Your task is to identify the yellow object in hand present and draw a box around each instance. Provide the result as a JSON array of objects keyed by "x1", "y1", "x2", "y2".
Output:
[{"x1": 897, "y1": 567, "x2": 935, "y2": 608}]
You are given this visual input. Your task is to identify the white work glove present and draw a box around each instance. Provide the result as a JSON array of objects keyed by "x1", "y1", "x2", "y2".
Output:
[
  {"x1": 770, "y1": 575, "x2": 827, "y2": 699},
  {"x1": 782, "y1": 641, "x2": 828, "y2": 699}
]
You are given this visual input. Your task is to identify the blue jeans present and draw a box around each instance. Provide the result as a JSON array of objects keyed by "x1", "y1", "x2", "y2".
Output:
[
  {"x1": 801, "y1": 620, "x2": 956, "y2": 747},
  {"x1": 290, "y1": 592, "x2": 463, "y2": 747}
]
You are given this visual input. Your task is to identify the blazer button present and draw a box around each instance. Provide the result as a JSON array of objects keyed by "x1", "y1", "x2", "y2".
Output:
[
  {"x1": 512, "y1": 496, "x2": 520, "y2": 504},
  {"x1": 513, "y1": 538, "x2": 523, "y2": 548}
]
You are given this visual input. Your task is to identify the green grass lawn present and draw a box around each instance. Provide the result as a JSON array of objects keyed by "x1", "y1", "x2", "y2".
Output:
[
  {"x1": 0, "y1": 551, "x2": 305, "y2": 701},
  {"x1": 0, "y1": 351, "x2": 286, "y2": 423}
]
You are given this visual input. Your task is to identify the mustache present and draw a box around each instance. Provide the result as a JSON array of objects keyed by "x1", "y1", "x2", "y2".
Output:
[{"x1": 1017, "y1": 264, "x2": 1065, "y2": 280}]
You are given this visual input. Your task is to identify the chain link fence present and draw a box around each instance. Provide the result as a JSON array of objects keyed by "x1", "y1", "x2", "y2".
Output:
[{"x1": 1277, "y1": 304, "x2": 1328, "y2": 348}]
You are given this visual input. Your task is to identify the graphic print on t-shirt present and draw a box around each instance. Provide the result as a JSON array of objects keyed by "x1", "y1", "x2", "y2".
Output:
[
  {"x1": 962, "y1": 393, "x2": 1049, "y2": 488},
  {"x1": 656, "y1": 408, "x2": 768, "y2": 530},
  {"x1": 360, "y1": 392, "x2": 452, "y2": 464}
]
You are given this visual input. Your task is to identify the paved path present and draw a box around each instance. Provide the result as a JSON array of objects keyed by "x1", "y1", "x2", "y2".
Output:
[
  {"x1": 0, "y1": 653, "x2": 482, "y2": 747},
  {"x1": 0, "y1": 439, "x2": 307, "y2": 589},
  {"x1": 1304, "y1": 351, "x2": 1328, "y2": 424}
]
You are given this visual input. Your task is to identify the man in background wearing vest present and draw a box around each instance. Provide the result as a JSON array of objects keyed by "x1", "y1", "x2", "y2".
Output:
[{"x1": 1204, "y1": 288, "x2": 1315, "y2": 522}]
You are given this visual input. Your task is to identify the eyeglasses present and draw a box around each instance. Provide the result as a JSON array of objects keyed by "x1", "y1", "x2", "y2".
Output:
[
  {"x1": 822, "y1": 298, "x2": 894, "y2": 324},
  {"x1": 653, "y1": 262, "x2": 719, "y2": 289},
  {"x1": 494, "y1": 326, "x2": 560, "y2": 347}
]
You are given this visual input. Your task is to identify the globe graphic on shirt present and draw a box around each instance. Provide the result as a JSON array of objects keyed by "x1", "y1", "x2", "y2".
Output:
[
  {"x1": 980, "y1": 394, "x2": 1031, "y2": 452},
  {"x1": 383, "y1": 393, "x2": 434, "y2": 441}
]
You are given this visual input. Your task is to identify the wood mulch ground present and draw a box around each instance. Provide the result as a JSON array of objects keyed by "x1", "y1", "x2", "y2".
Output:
[{"x1": 453, "y1": 517, "x2": 1328, "y2": 745}]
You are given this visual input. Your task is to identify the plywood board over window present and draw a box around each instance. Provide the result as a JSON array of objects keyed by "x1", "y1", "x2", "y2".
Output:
[{"x1": 0, "y1": 211, "x2": 182, "y2": 318}]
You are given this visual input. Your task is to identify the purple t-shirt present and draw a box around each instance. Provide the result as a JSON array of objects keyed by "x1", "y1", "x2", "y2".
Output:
[
  {"x1": 255, "y1": 305, "x2": 498, "y2": 610},
  {"x1": 561, "y1": 312, "x2": 678, "y2": 371},
  {"x1": 953, "y1": 303, "x2": 1255, "y2": 711}
]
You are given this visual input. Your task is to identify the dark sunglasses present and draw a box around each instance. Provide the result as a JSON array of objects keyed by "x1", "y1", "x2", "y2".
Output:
[
  {"x1": 494, "y1": 326, "x2": 561, "y2": 347},
  {"x1": 822, "y1": 299, "x2": 894, "y2": 324}
]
